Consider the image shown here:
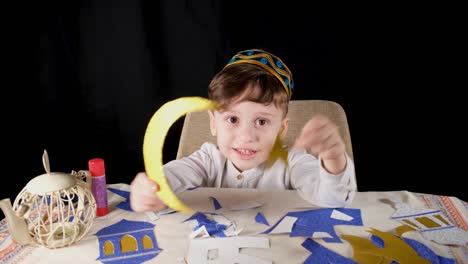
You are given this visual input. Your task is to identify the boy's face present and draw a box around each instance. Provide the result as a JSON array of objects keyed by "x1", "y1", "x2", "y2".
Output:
[{"x1": 209, "y1": 100, "x2": 288, "y2": 172}]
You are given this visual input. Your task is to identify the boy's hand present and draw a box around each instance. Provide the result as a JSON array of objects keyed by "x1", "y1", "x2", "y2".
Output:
[
  {"x1": 130, "y1": 172, "x2": 166, "y2": 212},
  {"x1": 293, "y1": 114, "x2": 347, "y2": 174}
]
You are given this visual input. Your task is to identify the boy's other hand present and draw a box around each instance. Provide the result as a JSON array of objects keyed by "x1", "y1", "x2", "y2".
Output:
[
  {"x1": 130, "y1": 172, "x2": 166, "y2": 212},
  {"x1": 293, "y1": 114, "x2": 347, "y2": 174}
]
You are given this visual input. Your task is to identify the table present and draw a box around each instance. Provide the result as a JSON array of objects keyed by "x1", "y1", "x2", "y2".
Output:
[{"x1": 1, "y1": 184, "x2": 467, "y2": 263}]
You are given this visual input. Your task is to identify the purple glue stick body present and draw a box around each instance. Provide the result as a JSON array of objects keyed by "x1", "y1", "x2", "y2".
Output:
[{"x1": 89, "y1": 158, "x2": 108, "y2": 216}]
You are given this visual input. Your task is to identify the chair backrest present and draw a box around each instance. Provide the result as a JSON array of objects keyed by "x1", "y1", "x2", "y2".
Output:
[{"x1": 176, "y1": 100, "x2": 353, "y2": 160}]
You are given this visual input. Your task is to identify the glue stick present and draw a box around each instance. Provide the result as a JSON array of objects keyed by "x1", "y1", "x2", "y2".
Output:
[{"x1": 89, "y1": 158, "x2": 108, "y2": 216}]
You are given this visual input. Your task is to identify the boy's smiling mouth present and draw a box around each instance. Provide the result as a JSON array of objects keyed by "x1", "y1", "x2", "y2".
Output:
[{"x1": 233, "y1": 147, "x2": 258, "y2": 159}]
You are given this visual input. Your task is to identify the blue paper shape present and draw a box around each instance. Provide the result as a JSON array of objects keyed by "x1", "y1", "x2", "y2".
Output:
[
  {"x1": 370, "y1": 234, "x2": 385, "y2": 248},
  {"x1": 183, "y1": 212, "x2": 227, "y2": 237},
  {"x1": 402, "y1": 237, "x2": 455, "y2": 264},
  {"x1": 302, "y1": 238, "x2": 357, "y2": 264},
  {"x1": 209, "y1": 196, "x2": 222, "y2": 210},
  {"x1": 107, "y1": 187, "x2": 133, "y2": 212},
  {"x1": 255, "y1": 212, "x2": 270, "y2": 226},
  {"x1": 263, "y1": 208, "x2": 363, "y2": 243},
  {"x1": 95, "y1": 219, "x2": 161, "y2": 263}
]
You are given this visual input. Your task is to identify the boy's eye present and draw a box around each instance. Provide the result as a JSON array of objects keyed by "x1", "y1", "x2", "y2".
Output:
[
  {"x1": 227, "y1": 116, "x2": 238, "y2": 123},
  {"x1": 256, "y1": 119, "x2": 268, "y2": 126}
]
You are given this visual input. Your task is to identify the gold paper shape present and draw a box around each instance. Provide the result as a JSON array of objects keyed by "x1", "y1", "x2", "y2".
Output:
[
  {"x1": 265, "y1": 135, "x2": 288, "y2": 168},
  {"x1": 104, "y1": 241, "x2": 114, "y2": 255},
  {"x1": 394, "y1": 224, "x2": 417, "y2": 237},
  {"x1": 121, "y1": 234, "x2": 138, "y2": 253},
  {"x1": 341, "y1": 228, "x2": 430, "y2": 264},
  {"x1": 434, "y1": 214, "x2": 450, "y2": 225},
  {"x1": 402, "y1": 219, "x2": 419, "y2": 228},
  {"x1": 142, "y1": 235, "x2": 153, "y2": 249},
  {"x1": 415, "y1": 216, "x2": 441, "y2": 229}
]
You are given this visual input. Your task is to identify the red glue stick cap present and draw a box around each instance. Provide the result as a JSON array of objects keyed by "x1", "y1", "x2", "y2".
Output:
[
  {"x1": 96, "y1": 207, "x2": 108, "y2": 216},
  {"x1": 89, "y1": 158, "x2": 105, "y2": 176}
]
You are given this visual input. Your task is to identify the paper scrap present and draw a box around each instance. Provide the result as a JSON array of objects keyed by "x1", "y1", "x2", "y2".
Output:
[
  {"x1": 266, "y1": 216, "x2": 297, "y2": 234},
  {"x1": 107, "y1": 187, "x2": 133, "y2": 211},
  {"x1": 331, "y1": 209, "x2": 354, "y2": 221},
  {"x1": 212, "y1": 214, "x2": 233, "y2": 226},
  {"x1": 190, "y1": 225, "x2": 210, "y2": 239},
  {"x1": 186, "y1": 236, "x2": 272, "y2": 264},
  {"x1": 262, "y1": 208, "x2": 363, "y2": 242},
  {"x1": 255, "y1": 212, "x2": 270, "y2": 226},
  {"x1": 311, "y1": 232, "x2": 333, "y2": 239},
  {"x1": 184, "y1": 212, "x2": 240, "y2": 238},
  {"x1": 210, "y1": 196, "x2": 223, "y2": 210},
  {"x1": 145, "y1": 211, "x2": 160, "y2": 221}
]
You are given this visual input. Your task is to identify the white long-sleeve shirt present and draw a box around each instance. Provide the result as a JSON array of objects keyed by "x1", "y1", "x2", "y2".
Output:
[{"x1": 164, "y1": 142, "x2": 357, "y2": 208}]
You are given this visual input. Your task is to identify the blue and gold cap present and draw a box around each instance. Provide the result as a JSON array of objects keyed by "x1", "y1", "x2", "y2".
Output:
[{"x1": 224, "y1": 49, "x2": 294, "y2": 99}]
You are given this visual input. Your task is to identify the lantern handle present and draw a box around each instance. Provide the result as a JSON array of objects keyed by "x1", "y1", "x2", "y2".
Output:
[{"x1": 42, "y1": 150, "x2": 51, "y2": 175}]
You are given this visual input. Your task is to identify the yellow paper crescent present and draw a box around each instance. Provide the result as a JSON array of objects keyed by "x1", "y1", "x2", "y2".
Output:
[{"x1": 143, "y1": 97, "x2": 217, "y2": 214}]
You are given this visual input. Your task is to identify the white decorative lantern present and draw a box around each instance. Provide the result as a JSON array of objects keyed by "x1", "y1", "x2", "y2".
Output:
[{"x1": 0, "y1": 150, "x2": 96, "y2": 248}]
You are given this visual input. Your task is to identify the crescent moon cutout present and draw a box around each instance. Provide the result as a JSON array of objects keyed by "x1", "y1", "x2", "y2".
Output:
[{"x1": 143, "y1": 97, "x2": 217, "y2": 214}]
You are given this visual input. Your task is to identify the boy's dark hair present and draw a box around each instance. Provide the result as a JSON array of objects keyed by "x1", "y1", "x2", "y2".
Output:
[{"x1": 208, "y1": 63, "x2": 289, "y2": 116}]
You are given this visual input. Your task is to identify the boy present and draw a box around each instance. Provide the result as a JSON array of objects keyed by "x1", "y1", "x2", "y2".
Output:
[{"x1": 130, "y1": 49, "x2": 356, "y2": 212}]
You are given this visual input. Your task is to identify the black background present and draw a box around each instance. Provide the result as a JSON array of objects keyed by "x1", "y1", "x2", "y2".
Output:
[{"x1": 2, "y1": 2, "x2": 464, "y2": 219}]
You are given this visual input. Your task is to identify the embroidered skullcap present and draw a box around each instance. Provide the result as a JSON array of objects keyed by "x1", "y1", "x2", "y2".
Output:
[{"x1": 224, "y1": 49, "x2": 294, "y2": 99}]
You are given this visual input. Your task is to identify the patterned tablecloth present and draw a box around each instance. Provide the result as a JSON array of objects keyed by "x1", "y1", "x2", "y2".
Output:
[{"x1": 1, "y1": 185, "x2": 467, "y2": 264}]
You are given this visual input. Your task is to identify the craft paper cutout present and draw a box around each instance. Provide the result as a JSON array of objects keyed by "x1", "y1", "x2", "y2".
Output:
[
  {"x1": 401, "y1": 237, "x2": 455, "y2": 264},
  {"x1": 341, "y1": 228, "x2": 432, "y2": 264},
  {"x1": 331, "y1": 209, "x2": 354, "y2": 221},
  {"x1": 107, "y1": 188, "x2": 133, "y2": 211},
  {"x1": 265, "y1": 216, "x2": 297, "y2": 234},
  {"x1": 390, "y1": 194, "x2": 468, "y2": 245},
  {"x1": 186, "y1": 236, "x2": 272, "y2": 264},
  {"x1": 185, "y1": 212, "x2": 227, "y2": 238},
  {"x1": 302, "y1": 232, "x2": 455, "y2": 264},
  {"x1": 212, "y1": 214, "x2": 232, "y2": 226},
  {"x1": 185, "y1": 212, "x2": 242, "y2": 238},
  {"x1": 255, "y1": 212, "x2": 270, "y2": 226},
  {"x1": 184, "y1": 212, "x2": 244, "y2": 238},
  {"x1": 145, "y1": 211, "x2": 160, "y2": 221},
  {"x1": 301, "y1": 238, "x2": 357, "y2": 264},
  {"x1": 143, "y1": 97, "x2": 217, "y2": 214},
  {"x1": 263, "y1": 208, "x2": 363, "y2": 242},
  {"x1": 189, "y1": 225, "x2": 210, "y2": 239},
  {"x1": 210, "y1": 196, "x2": 222, "y2": 210},
  {"x1": 370, "y1": 235, "x2": 385, "y2": 248},
  {"x1": 311, "y1": 232, "x2": 333, "y2": 239},
  {"x1": 95, "y1": 219, "x2": 161, "y2": 263}
]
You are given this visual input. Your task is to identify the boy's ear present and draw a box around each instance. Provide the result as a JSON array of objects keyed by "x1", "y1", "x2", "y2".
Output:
[
  {"x1": 279, "y1": 117, "x2": 289, "y2": 139},
  {"x1": 208, "y1": 111, "x2": 217, "y2": 136}
]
